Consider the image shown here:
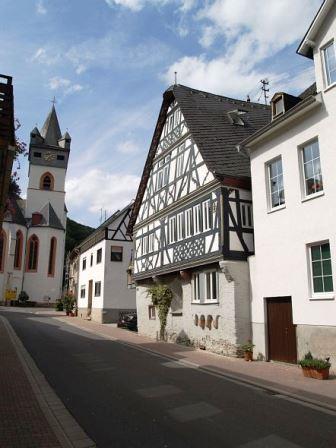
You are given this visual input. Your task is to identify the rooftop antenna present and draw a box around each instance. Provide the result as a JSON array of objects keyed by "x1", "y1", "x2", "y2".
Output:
[
  {"x1": 104, "y1": 210, "x2": 107, "y2": 221},
  {"x1": 100, "y1": 208, "x2": 103, "y2": 224},
  {"x1": 260, "y1": 79, "x2": 269, "y2": 105},
  {"x1": 174, "y1": 71, "x2": 177, "y2": 85}
]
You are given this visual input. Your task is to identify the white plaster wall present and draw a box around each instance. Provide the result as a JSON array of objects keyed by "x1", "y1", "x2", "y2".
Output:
[
  {"x1": 249, "y1": 12, "x2": 336, "y2": 358},
  {"x1": 23, "y1": 227, "x2": 65, "y2": 302},
  {"x1": 0, "y1": 222, "x2": 26, "y2": 301}
]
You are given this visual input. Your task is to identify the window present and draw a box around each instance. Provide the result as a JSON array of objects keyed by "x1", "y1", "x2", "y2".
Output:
[
  {"x1": 301, "y1": 140, "x2": 323, "y2": 197},
  {"x1": 202, "y1": 200, "x2": 211, "y2": 231},
  {"x1": 96, "y1": 248, "x2": 102, "y2": 264},
  {"x1": 34, "y1": 152, "x2": 41, "y2": 158},
  {"x1": 193, "y1": 273, "x2": 201, "y2": 302},
  {"x1": 148, "y1": 233, "x2": 155, "y2": 253},
  {"x1": 90, "y1": 253, "x2": 93, "y2": 266},
  {"x1": 169, "y1": 216, "x2": 176, "y2": 244},
  {"x1": 14, "y1": 230, "x2": 23, "y2": 269},
  {"x1": 273, "y1": 97, "x2": 284, "y2": 117},
  {"x1": 48, "y1": 237, "x2": 57, "y2": 277},
  {"x1": 176, "y1": 153, "x2": 184, "y2": 178},
  {"x1": 82, "y1": 257, "x2": 87, "y2": 271},
  {"x1": 40, "y1": 172, "x2": 54, "y2": 191},
  {"x1": 94, "y1": 281, "x2": 101, "y2": 297},
  {"x1": 193, "y1": 204, "x2": 202, "y2": 234},
  {"x1": 141, "y1": 236, "x2": 148, "y2": 256},
  {"x1": 0, "y1": 230, "x2": 6, "y2": 272},
  {"x1": 310, "y1": 243, "x2": 333, "y2": 294},
  {"x1": 148, "y1": 305, "x2": 156, "y2": 320},
  {"x1": 241, "y1": 203, "x2": 253, "y2": 228},
  {"x1": 205, "y1": 271, "x2": 218, "y2": 302},
  {"x1": 57, "y1": 155, "x2": 65, "y2": 161},
  {"x1": 111, "y1": 246, "x2": 123, "y2": 261},
  {"x1": 80, "y1": 285, "x2": 86, "y2": 298},
  {"x1": 185, "y1": 208, "x2": 193, "y2": 238},
  {"x1": 26, "y1": 234, "x2": 39, "y2": 271},
  {"x1": 177, "y1": 213, "x2": 184, "y2": 241},
  {"x1": 155, "y1": 157, "x2": 170, "y2": 191},
  {"x1": 323, "y1": 41, "x2": 336, "y2": 87},
  {"x1": 267, "y1": 158, "x2": 285, "y2": 209}
]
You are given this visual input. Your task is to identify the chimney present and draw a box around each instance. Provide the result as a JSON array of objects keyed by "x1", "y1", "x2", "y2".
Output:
[
  {"x1": 246, "y1": 95, "x2": 251, "y2": 103},
  {"x1": 32, "y1": 212, "x2": 43, "y2": 225}
]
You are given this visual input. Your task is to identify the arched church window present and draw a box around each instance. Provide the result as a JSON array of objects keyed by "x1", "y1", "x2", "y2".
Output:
[
  {"x1": 26, "y1": 234, "x2": 39, "y2": 271},
  {"x1": 14, "y1": 230, "x2": 23, "y2": 269},
  {"x1": 0, "y1": 230, "x2": 6, "y2": 272},
  {"x1": 48, "y1": 237, "x2": 57, "y2": 277},
  {"x1": 40, "y1": 172, "x2": 54, "y2": 191}
]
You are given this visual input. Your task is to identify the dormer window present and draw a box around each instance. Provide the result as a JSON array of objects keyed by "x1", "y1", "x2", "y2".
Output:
[
  {"x1": 227, "y1": 109, "x2": 246, "y2": 126},
  {"x1": 272, "y1": 96, "x2": 284, "y2": 119},
  {"x1": 323, "y1": 41, "x2": 336, "y2": 87}
]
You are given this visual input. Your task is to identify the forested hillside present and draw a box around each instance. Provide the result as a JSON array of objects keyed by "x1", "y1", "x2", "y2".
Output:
[{"x1": 65, "y1": 218, "x2": 94, "y2": 254}]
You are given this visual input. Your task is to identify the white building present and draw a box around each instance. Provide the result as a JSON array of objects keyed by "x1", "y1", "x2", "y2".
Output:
[
  {"x1": 0, "y1": 105, "x2": 70, "y2": 303},
  {"x1": 76, "y1": 204, "x2": 136, "y2": 323},
  {"x1": 242, "y1": 0, "x2": 336, "y2": 365},
  {"x1": 128, "y1": 85, "x2": 270, "y2": 355}
]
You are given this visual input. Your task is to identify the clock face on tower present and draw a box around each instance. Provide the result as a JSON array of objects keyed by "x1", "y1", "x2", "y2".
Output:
[{"x1": 43, "y1": 151, "x2": 56, "y2": 162}]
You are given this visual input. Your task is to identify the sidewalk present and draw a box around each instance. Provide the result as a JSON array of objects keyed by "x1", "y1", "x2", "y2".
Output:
[
  {"x1": 0, "y1": 313, "x2": 95, "y2": 448},
  {"x1": 56, "y1": 315, "x2": 336, "y2": 412}
]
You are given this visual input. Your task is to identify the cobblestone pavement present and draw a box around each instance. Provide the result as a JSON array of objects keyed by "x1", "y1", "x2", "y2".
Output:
[{"x1": 0, "y1": 317, "x2": 61, "y2": 448}]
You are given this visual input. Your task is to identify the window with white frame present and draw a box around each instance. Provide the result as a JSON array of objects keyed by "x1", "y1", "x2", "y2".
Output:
[
  {"x1": 111, "y1": 246, "x2": 123, "y2": 262},
  {"x1": 176, "y1": 153, "x2": 184, "y2": 178},
  {"x1": 273, "y1": 96, "x2": 284, "y2": 117},
  {"x1": 148, "y1": 233, "x2": 155, "y2": 253},
  {"x1": 96, "y1": 248, "x2": 102, "y2": 264},
  {"x1": 177, "y1": 213, "x2": 184, "y2": 241},
  {"x1": 205, "y1": 271, "x2": 218, "y2": 302},
  {"x1": 169, "y1": 216, "x2": 177, "y2": 244},
  {"x1": 148, "y1": 305, "x2": 156, "y2": 320},
  {"x1": 323, "y1": 41, "x2": 336, "y2": 87},
  {"x1": 193, "y1": 273, "x2": 201, "y2": 302},
  {"x1": 193, "y1": 204, "x2": 202, "y2": 234},
  {"x1": 94, "y1": 281, "x2": 101, "y2": 297},
  {"x1": 241, "y1": 203, "x2": 253, "y2": 228},
  {"x1": 301, "y1": 140, "x2": 323, "y2": 197},
  {"x1": 80, "y1": 285, "x2": 85, "y2": 298},
  {"x1": 156, "y1": 156, "x2": 170, "y2": 191},
  {"x1": 141, "y1": 235, "x2": 149, "y2": 256},
  {"x1": 267, "y1": 157, "x2": 285, "y2": 209},
  {"x1": 82, "y1": 257, "x2": 86, "y2": 271},
  {"x1": 202, "y1": 200, "x2": 211, "y2": 231},
  {"x1": 309, "y1": 242, "x2": 333, "y2": 294},
  {"x1": 185, "y1": 208, "x2": 193, "y2": 238}
]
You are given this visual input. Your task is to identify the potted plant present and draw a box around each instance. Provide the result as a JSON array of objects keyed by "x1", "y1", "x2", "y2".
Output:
[
  {"x1": 63, "y1": 294, "x2": 75, "y2": 316},
  {"x1": 18, "y1": 291, "x2": 29, "y2": 307},
  {"x1": 299, "y1": 352, "x2": 331, "y2": 380},
  {"x1": 55, "y1": 299, "x2": 64, "y2": 312},
  {"x1": 241, "y1": 340, "x2": 255, "y2": 361}
]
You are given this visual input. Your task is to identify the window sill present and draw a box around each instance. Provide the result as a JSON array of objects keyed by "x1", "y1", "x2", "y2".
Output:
[
  {"x1": 324, "y1": 82, "x2": 336, "y2": 94},
  {"x1": 309, "y1": 294, "x2": 334, "y2": 301},
  {"x1": 267, "y1": 204, "x2": 286, "y2": 214},
  {"x1": 191, "y1": 301, "x2": 219, "y2": 305},
  {"x1": 301, "y1": 191, "x2": 324, "y2": 203}
]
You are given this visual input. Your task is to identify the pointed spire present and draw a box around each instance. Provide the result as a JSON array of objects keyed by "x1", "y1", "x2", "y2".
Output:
[{"x1": 40, "y1": 105, "x2": 62, "y2": 146}]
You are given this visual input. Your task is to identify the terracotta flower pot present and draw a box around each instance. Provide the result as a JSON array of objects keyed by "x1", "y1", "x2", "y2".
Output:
[
  {"x1": 301, "y1": 366, "x2": 330, "y2": 380},
  {"x1": 244, "y1": 351, "x2": 253, "y2": 362}
]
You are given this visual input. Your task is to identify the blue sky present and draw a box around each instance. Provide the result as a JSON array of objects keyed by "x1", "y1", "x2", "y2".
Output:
[{"x1": 2, "y1": 0, "x2": 322, "y2": 227}]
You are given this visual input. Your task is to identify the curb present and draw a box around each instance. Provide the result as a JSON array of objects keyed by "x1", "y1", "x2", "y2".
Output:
[
  {"x1": 58, "y1": 317, "x2": 336, "y2": 416},
  {"x1": 0, "y1": 316, "x2": 96, "y2": 448}
]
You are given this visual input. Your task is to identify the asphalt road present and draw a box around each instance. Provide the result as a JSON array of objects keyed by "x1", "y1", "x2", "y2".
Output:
[{"x1": 2, "y1": 310, "x2": 336, "y2": 448}]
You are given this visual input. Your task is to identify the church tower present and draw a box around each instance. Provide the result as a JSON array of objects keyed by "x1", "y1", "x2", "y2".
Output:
[{"x1": 23, "y1": 105, "x2": 71, "y2": 302}]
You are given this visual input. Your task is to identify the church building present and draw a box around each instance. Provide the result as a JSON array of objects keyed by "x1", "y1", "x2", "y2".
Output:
[{"x1": 0, "y1": 105, "x2": 70, "y2": 304}]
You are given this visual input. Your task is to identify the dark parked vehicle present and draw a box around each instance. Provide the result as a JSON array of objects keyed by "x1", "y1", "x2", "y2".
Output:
[{"x1": 117, "y1": 313, "x2": 137, "y2": 331}]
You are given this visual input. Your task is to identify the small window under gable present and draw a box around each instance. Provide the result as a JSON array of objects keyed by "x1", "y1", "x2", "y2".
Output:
[
  {"x1": 227, "y1": 109, "x2": 246, "y2": 126},
  {"x1": 272, "y1": 95, "x2": 285, "y2": 119}
]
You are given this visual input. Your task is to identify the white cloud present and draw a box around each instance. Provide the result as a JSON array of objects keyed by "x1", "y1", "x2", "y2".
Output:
[
  {"x1": 31, "y1": 48, "x2": 59, "y2": 66},
  {"x1": 48, "y1": 77, "x2": 84, "y2": 96},
  {"x1": 66, "y1": 169, "x2": 139, "y2": 216},
  {"x1": 36, "y1": 0, "x2": 47, "y2": 14},
  {"x1": 117, "y1": 140, "x2": 140, "y2": 154},
  {"x1": 104, "y1": 0, "x2": 195, "y2": 12}
]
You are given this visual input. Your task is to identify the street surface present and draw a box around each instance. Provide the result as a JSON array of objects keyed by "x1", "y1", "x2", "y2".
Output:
[{"x1": 2, "y1": 310, "x2": 336, "y2": 448}]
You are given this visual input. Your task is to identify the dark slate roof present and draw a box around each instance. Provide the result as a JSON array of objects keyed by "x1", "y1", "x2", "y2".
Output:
[
  {"x1": 40, "y1": 105, "x2": 62, "y2": 146},
  {"x1": 4, "y1": 196, "x2": 26, "y2": 226},
  {"x1": 299, "y1": 82, "x2": 317, "y2": 100},
  {"x1": 33, "y1": 203, "x2": 64, "y2": 230},
  {"x1": 128, "y1": 84, "x2": 271, "y2": 233},
  {"x1": 172, "y1": 85, "x2": 271, "y2": 179}
]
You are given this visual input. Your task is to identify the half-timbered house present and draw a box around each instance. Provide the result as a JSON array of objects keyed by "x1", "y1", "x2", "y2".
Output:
[
  {"x1": 76, "y1": 203, "x2": 136, "y2": 323},
  {"x1": 128, "y1": 84, "x2": 270, "y2": 355}
]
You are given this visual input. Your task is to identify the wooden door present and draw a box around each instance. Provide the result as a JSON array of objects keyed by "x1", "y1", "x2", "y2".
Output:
[
  {"x1": 87, "y1": 280, "x2": 93, "y2": 317},
  {"x1": 266, "y1": 297, "x2": 297, "y2": 364}
]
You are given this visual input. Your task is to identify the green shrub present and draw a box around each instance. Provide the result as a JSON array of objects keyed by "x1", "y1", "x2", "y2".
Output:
[
  {"x1": 240, "y1": 340, "x2": 255, "y2": 353},
  {"x1": 147, "y1": 284, "x2": 173, "y2": 340},
  {"x1": 299, "y1": 352, "x2": 331, "y2": 369},
  {"x1": 18, "y1": 291, "x2": 29, "y2": 304},
  {"x1": 55, "y1": 299, "x2": 64, "y2": 311},
  {"x1": 63, "y1": 295, "x2": 75, "y2": 313}
]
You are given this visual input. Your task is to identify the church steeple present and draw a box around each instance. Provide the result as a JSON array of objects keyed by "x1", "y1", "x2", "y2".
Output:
[{"x1": 40, "y1": 105, "x2": 62, "y2": 146}]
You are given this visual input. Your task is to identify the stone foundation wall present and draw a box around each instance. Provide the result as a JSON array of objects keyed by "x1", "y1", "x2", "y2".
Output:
[
  {"x1": 297, "y1": 324, "x2": 336, "y2": 371},
  {"x1": 77, "y1": 307, "x2": 135, "y2": 324}
]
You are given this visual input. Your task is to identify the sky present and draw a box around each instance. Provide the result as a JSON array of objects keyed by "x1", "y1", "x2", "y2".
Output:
[{"x1": 2, "y1": 0, "x2": 322, "y2": 227}]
